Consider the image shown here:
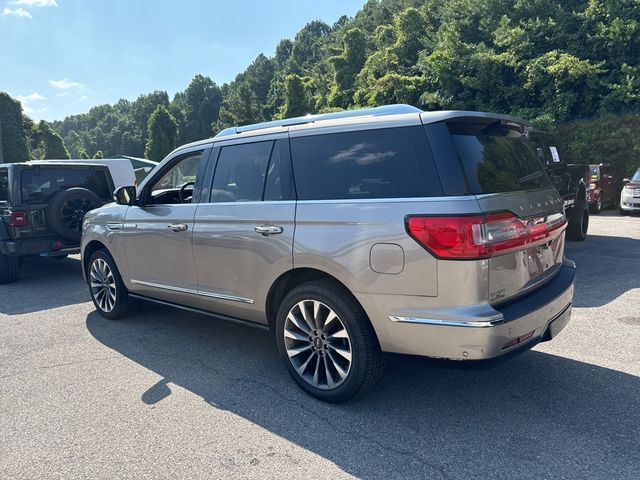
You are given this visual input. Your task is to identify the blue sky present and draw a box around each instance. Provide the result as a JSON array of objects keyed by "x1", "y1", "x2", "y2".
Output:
[{"x1": 0, "y1": 0, "x2": 366, "y2": 121}]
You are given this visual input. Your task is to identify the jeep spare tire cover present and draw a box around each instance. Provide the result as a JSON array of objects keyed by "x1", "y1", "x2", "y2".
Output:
[{"x1": 47, "y1": 187, "x2": 103, "y2": 243}]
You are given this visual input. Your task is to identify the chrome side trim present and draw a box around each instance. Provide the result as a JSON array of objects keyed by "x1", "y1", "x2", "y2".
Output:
[
  {"x1": 130, "y1": 279, "x2": 254, "y2": 304},
  {"x1": 106, "y1": 222, "x2": 123, "y2": 231},
  {"x1": 389, "y1": 316, "x2": 504, "y2": 328}
]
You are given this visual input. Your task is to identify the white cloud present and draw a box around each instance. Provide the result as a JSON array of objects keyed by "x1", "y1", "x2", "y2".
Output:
[
  {"x1": 49, "y1": 78, "x2": 85, "y2": 90},
  {"x1": 14, "y1": 0, "x2": 58, "y2": 7},
  {"x1": 2, "y1": 7, "x2": 32, "y2": 18},
  {"x1": 79, "y1": 95, "x2": 89, "y2": 101},
  {"x1": 55, "y1": 91, "x2": 68, "y2": 98},
  {"x1": 15, "y1": 92, "x2": 47, "y2": 114}
]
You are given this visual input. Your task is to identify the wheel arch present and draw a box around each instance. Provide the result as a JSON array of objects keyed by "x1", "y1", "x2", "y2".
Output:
[
  {"x1": 265, "y1": 268, "x2": 368, "y2": 332},
  {"x1": 82, "y1": 239, "x2": 109, "y2": 280}
]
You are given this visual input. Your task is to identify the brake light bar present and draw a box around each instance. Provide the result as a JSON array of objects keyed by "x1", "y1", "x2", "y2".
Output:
[
  {"x1": 406, "y1": 212, "x2": 566, "y2": 260},
  {"x1": 9, "y1": 211, "x2": 28, "y2": 227}
]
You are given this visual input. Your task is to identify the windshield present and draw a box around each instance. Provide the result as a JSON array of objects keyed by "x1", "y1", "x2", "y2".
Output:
[
  {"x1": 0, "y1": 170, "x2": 8, "y2": 203},
  {"x1": 591, "y1": 167, "x2": 600, "y2": 180},
  {"x1": 632, "y1": 168, "x2": 640, "y2": 182},
  {"x1": 449, "y1": 122, "x2": 552, "y2": 194},
  {"x1": 21, "y1": 167, "x2": 111, "y2": 204}
]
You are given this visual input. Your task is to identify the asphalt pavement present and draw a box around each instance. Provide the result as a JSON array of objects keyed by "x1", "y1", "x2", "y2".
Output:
[{"x1": 1, "y1": 211, "x2": 638, "y2": 479}]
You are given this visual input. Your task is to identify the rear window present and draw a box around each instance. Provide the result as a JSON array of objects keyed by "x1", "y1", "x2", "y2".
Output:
[
  {"x1": 0, "y1": 170, "x2": 8, "y2": 203},
  {"x1": 290, "y1": 126, "x2": 442, "y2": 200},
  {"x1": 449, "y1": 123, "x2": 552, "y2": 194},
  {"x1": 21, "y1": 167, "x2": 111, "y2": 204}
]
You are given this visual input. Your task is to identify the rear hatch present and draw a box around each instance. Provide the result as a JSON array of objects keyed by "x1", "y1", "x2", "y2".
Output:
[{"x1": 447, "y1": 120, "x2": 566, "y2": 304}]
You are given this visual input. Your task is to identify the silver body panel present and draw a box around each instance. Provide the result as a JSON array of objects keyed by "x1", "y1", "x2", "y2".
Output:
[{"x1": 82, "y1": 105, "x2": 575, "y2": 361}]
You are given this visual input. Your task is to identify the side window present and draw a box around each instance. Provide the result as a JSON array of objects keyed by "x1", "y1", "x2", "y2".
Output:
[
  {"x1": 0, "y1": 170, "x2": 8, "y2": 203},
  {"x1": 149, "y1": 152, "x2": 203, "y2": 204},
  {"x1": 211, "y1": 141, "x2": 273, "y2": 202},
  {"x1": 290, "y1": 126, "x2": 442, "y2": 200}
]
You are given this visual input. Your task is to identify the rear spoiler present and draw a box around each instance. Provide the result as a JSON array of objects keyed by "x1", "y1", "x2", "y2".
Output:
[{"x1": 420, "y1": 111, "x2": 530, "y2": 131}]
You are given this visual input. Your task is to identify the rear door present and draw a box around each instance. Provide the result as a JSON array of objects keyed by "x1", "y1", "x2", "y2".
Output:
[
  {"x1": 122, "y1": 148, "x2": 208, "y2": 308},
  {"x1": 444, "y1": 120, "x2": 565, "y2": 303},
  {"x1": 192, "y1": 135, "x2": 296, "y2": 324}
]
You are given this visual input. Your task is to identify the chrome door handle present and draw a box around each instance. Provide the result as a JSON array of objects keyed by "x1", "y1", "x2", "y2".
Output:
[
  {"x1": 254, "y1": 225, "x2": 283, "y2": 236},
  {"x1": 168, "y1": 223, "x2": 188, "y2": 232}
]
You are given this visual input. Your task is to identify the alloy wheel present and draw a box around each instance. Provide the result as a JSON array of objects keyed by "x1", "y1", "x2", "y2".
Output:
[
  {"x1": 284, "y1": 300, "x2": 352, "y2": 390},
  {"x1": 90, "y1": 258, "x2": 116, "y2": 312}
]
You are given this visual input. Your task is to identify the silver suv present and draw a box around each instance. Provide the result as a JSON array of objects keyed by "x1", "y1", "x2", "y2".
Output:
[{"x1": 81, "y1": 105, "x2": 575, "y2": 402}]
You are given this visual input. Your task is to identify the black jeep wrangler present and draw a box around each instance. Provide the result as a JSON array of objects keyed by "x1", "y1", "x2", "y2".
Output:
[
  {"x1": 529, "y1": 131, "x2": 590, "y2": 241},
  {"x1": 0, "y1": 162, "x2": 114, "y2": 283}
]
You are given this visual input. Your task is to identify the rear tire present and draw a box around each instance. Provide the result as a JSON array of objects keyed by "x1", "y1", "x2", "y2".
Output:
[
  {"x1": 566, "y1": 203, "x2": 589, "y2": 241},
  {"x1": 275, "y1": 280, "x2": 385, "y2": 403},
  {"x1": 87, "y1": 249, "x2": 137, "y2": 320},
  {"x1": 47, "y1": 187, "x2": 103, "y2": 243},
  {"x1": 0, "y1": 252, "x2": 20, "y2": 284}
]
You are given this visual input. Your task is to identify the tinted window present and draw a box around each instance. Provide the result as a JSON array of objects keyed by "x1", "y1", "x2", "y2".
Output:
[
  {"x1": 211, "y1": 141, "x2": 273, "y2": 202},
  {"x1": 291, "y1": 126, "x2": 442, "y2": 200},
  {"x1": 21, "y1": 167, "x2": 111, "y2": 204},
  {"x1": 0, "y1": 170, "x2": 8, "y2": 203},
  {"x1": 449, "y1": 123, "x2": 552, "y2": 194}
]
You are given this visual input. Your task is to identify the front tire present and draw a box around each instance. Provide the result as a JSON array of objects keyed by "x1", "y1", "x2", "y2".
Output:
[
  {"x1": 0, "y1": 252, "x2": 20, "y2": 284},
  {"x1": 566, "y1": 203, "x2": 589, "y2": 241},
  {"x1": 590, "y1": 195, "x2": 602, "y2": 214},
  {"x1": 88, "y1": 250, "x2": 137, "y2": 320},
  {"x1": 275, "y1": 280, "x2": 385, "y2": 403}
]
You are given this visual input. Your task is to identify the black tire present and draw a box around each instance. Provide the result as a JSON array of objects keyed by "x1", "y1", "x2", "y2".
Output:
[
  {"x1": 47, "y1": 188, "x2": 103, "y2": 243},
  {"x1": 275, "y1": 280, "x2": 385, "y2": 403},
  {"x1": 87, "y1": 249, "x2": 137, "y2": 320},
  {"x1": 589, "y1": 194, "x2": 602, "y2": 214},
  {"x1": 620, "y1": 207, "x2": 630, "y2": 216},
  {"x1": 566, "y1": 203, "x2": 589, "y2": 241},
  {"x1": 0, "y1": 252, "x2": 20, "y2": 284}
]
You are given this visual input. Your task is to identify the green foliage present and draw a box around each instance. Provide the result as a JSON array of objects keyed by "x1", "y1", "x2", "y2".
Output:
[
  {"x1": 0, "y1": 92, "x2": 30, "y2": 162},
  {"x1": 144, "y1": 105, "x2": 178, "y2": 162},
  {"x1": 32, "y1": 121, "x2": 70, "y2": 159},
  {"x1": 93, "y1": 150, "x2": 104, "y2": 159},
  {"x1": 283, "y1": 75, "x2": 312, "y2": 118}
]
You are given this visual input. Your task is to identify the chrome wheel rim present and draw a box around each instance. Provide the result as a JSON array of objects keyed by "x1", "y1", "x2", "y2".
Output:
[
  {"x1": 90, "y1": 258, "x2": 116, "y2": 313},
  {"x1": 284, "y1": 300, "x2": 352, "y2": 390}
]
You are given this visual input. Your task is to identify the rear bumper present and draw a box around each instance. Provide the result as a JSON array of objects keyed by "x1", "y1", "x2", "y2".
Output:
[
  {"x1": 363, "y1": 260, "x2": 576, "y2": 360},
  {"x1": 0, "y1": 239, "x2": 79, "y2": 257}
]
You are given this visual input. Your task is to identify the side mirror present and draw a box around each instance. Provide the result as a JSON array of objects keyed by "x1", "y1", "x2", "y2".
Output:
[{"x1": 113, "y1": 186, "x2": 137, "y2": 206}]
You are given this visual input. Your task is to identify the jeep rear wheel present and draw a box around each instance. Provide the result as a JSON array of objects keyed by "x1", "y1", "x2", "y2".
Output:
[{"x1": 0, "y1": 252, "x2": 20, "y2": 284}]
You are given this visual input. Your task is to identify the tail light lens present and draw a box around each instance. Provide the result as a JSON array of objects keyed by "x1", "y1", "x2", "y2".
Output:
[
  {"x1": 406, "y1": 212, "x2": 566, "y2": 260},
  {"x1": 9, "y1": 211, "x2": 28, "y2": 227}
]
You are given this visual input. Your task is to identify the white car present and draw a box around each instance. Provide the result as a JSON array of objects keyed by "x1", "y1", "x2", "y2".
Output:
[
  {"x1": 28, "y1": 159, "x2": 136, "y2": 190},
  {"x1": 620, "y1": 167, "x2": 640, "y2": 215}
]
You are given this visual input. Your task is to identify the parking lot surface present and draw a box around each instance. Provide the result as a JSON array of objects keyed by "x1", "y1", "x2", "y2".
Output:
[{"x1": 1, "y1": 212, "x2": 639, "y2": 480}]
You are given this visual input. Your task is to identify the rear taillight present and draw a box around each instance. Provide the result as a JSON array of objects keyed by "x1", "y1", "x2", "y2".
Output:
[
  {"x1": 9, "y1": 211, "x2": 28, "y2": 227},
  {"x1": 406, "y1": 212, "x2": 566, "y2": 260}
]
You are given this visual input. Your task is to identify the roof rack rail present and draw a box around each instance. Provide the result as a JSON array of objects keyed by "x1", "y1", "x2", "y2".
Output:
[{"x1": 214, "y1": 104, "x2": 422, "y2": 138}]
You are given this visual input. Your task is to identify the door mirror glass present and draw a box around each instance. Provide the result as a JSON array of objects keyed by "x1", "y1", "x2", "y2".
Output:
[{"x1": 114, "y1": 186, "x2": 137, "y2": 205}]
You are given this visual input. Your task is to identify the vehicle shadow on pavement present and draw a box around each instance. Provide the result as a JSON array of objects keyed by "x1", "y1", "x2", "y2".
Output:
[
  {"x1": 0, "y1": 256, "x2": 89, "y2": 315},
  {"x1": 86, "y1": 307, "x2": 640, "y2": 480},
  {"x1": 564, "y1": 234, "x2": 640, "y2": 308}
]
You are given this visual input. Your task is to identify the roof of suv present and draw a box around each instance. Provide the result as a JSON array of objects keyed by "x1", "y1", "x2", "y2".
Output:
[{"x1": 168, "y1": 104, "x2": 530, "y2": 156}]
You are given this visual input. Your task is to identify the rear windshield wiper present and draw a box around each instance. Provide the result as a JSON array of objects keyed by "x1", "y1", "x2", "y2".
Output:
[{"x1": 518, "y1": 171, "x2": 543, "y2": 184}]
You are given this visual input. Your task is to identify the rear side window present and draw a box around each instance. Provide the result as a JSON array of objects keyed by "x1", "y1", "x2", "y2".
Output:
[
  {"x1": 290, "y1": 126, "x2": 442, "y2": 200},
  {"x1": 211, "y1": 141, "x2": 274, "y2": 202},
  {"x1": 21, "y1": 167, "x2": 111, "y2": 204},
  {"x1": 0, "y1": 170, "x2": 8, "y2": 203},
  {"x1": 449, "y1": 123, "x2": 552, "y2": 194}
]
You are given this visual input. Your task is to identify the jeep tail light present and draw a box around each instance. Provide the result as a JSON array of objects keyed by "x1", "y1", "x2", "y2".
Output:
[
  {"x1": 406, "y1": 212, "x2": 567, "y2": 260},
  {"x1": 9, "y1": 211, "x2": 28, "y2": 227}
]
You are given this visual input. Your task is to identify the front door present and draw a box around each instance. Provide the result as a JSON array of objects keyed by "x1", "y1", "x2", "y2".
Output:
[
  {"x1": 192, "y1": 137, "x2": 296, "y2": 324},
  {"x1": 123, "y1": 149, "x2": 208, "y2": 308}
]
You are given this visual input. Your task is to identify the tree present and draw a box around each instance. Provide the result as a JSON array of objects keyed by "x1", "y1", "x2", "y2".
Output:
[
  {"x1": 32, "y1": 121, "x2": 70, "y2": 159},
  {"x1": 144, "y1": 105, "x2": 178, "y2": 162},
  {"x1": 282, "y1": 75, "x2": 311, "y2": 118},
  {"x1": 173, "y1": 75, "x2": 223, "y2": 144},
  {"x1": 0, "y1": 92, "x2": 30, "y2": 162},
  {"x1": 328, "y1": 28, "x2": 367, "y2": 107},
  {"x1": 79, "y1": 149, "x2": 89, "y2": 159},
  {"x1": 93, "y1": 150, "x2": 104, "y2": 159}
]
